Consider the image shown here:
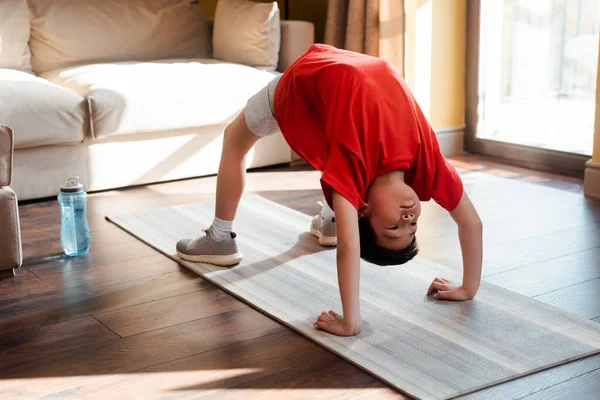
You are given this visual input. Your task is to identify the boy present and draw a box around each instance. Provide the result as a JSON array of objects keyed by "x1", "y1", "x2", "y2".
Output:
[{"x1": 176, "y1": 44, "x2": 483, "y2": 337}]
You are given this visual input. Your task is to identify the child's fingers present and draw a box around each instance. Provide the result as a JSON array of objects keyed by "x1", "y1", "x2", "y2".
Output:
[
  {"x1": 427, "y1": 281, "x2": 448, "y2": 294},
  {"x1": 318, "y1": 314, "x2": 333, "y2": 323},
  {"x1": 427, "y1": 280, "x2": 438, "y2": 294},
  {"x1": 427, "y1": 281, "x2": 435, "y2": 294},
  {"x1": 314, "y1": 320, "x2": 331, "y2": 331},
  {"x1": 328, "y1": 310, "x2": 340, "y2": 317},
  {"x1": 321, "y1": 311, "x2": 334, "y2": 320}
]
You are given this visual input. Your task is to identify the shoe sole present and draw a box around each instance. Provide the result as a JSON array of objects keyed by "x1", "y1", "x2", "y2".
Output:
[
  {"x1": 176, "y1": 251, "x2": 244, "y2": 266},
  {"x1": 310, "y1": 227, "x2": 337, "y2": 247}
]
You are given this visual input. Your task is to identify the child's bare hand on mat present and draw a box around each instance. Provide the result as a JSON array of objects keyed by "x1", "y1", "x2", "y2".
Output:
[
  {"x1": 313, "y1": 310, "x2": 360, "y2": 336},
  {"x1": 427, "y1": 277, "x2": 474, "y2": 301}
]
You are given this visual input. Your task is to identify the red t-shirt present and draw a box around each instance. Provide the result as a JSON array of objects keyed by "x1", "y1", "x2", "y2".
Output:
[{"x1": 273, "y1": 44, "x2": 463, "y2": 212}]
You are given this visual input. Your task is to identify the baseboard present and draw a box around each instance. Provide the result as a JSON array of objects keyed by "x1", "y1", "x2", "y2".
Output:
[
  {"x1": 584, "y1": 159, "x2": 600, "y2": 200},
  {"x1": 435, "y1": 125, "x2": 466, "y2": 157}
]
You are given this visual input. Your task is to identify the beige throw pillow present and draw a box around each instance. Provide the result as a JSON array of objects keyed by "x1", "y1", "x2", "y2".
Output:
[
  {"x1": 28, "y1": 0, "x2": 212, "y2": 74},
  {"x1": 0, "y1": 0, "x2": 32, "y2": 71},
  {"x1": 213, "y1": 0, "x2": 280, "y2": 71}
]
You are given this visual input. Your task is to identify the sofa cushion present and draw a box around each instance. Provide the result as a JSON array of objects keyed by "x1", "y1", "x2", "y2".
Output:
[
  {"x1": 42, "y1": 59, "x2": 280, "y2": 139},
  {"x1": 0, "y1": 0, "x2": 32, "y2": 71},
  {"x1": 213, "y1": 0, "x2": 280, "y2": 71},
  {"x1": 28, "y1": 0, "x2": 212, "y2": 75},
  {"x1": 0, "y1": 69, "x2": 87, "y2": 149}
]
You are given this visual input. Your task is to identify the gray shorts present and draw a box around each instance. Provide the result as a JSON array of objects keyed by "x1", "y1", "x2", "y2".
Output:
[{"x1": 244, "y1": 75, "x2": 282, "y2": 137}]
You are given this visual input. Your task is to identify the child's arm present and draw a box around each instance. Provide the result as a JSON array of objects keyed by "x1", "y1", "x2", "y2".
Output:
[
  {"x1": 427, "y1": 191, "x2": 483, "y2": 300},
  {"x1": 313, "y1": 190, "x2": 362, "y2": 336}
]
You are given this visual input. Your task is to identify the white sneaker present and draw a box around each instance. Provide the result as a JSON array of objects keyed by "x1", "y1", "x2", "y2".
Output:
[{"x1": 310, "y1": 202, "x2": 337, "y2": 247}]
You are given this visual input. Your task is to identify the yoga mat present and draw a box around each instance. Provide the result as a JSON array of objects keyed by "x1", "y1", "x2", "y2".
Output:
[{"x1": 107, "y1": 195, "x2": 600, "y2": 400}]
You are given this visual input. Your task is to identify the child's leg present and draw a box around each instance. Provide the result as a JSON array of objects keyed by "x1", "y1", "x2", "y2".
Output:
[
  {"x1": 211, "y1": 109, "x2": 261, "y2": 235},
  {"x1": 176, "y1": 76, "x2": 282, "y2": 264},
  {"x1": 211, "y1": 75, "x2": 281, "y2": 237}
]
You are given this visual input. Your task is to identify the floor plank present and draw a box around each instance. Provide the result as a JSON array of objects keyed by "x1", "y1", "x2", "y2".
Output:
[
  {"x1": 18, "y1": 201, "x2": 108, "y2": 233},
  {"x1": 24, "y1": 239, "x2": 158, "y2": 278},
  {"x1": 21, "y1": 226, "x2": 137, "y2": 260},
  {"x1": 49, "y1": 330, "x2": 404, "y2": 400},
  {"x1": 534, "y1": 278, "x2": 600, "y2": 319},
  {"x1": 457, "y1": 354, "x2": 600, "y2": 400},
  {"x1": 449, "y1": 156, "x2": 586, "y2": 193},
  {"x1": 199, "y1": 361, "x2": 403, "y2": 400},
  {"x1": 0, "y1": 269, "x2": 212, "y2": 333},
  {"x1": 94, "y1": 286, "x2": 248, "y2": 337},
  {"x1": 1, "y1": 255, "x2": 180, "y2": 303},
  {"x1": 2, "y1": 308, "x2": 285, "y2": 380},
  {"x1": 0, "y1": 267, "x2": 39, "y2": 290},
  {"x1": 484, "y1": 247, "x2": 600, "y2": 297},
  {"x1": 440, "y1": 222, "x2": 600, "y2": 277},
  {"x1": 481, "y1": 202, "x2": 600, "y2": 245},
  {"x1": 0, "y1": 316, "x2": 119, "y2": 370},
  {"x1": 520, "y1": 366, "x2": 600, "y2": 400}
]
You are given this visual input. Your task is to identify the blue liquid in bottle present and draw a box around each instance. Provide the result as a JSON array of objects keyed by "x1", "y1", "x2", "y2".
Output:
[{"x1": 58, "y1": 177, "x2": 91, "y2": 257}]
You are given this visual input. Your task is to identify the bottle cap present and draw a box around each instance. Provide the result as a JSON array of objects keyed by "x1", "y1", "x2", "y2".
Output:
[{"x1": 60, "y1": 176, "x2": 84, "y2": 193}]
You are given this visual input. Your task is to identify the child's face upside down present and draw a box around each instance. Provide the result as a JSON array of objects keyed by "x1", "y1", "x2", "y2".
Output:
[{"x1": 361, "y1": 170, "x2": 421, "y2": 251}]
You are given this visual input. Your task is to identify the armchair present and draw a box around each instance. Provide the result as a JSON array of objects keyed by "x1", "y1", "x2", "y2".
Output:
[{"x1": 0, "y1": 125, "x2": 23, "y2": 278}]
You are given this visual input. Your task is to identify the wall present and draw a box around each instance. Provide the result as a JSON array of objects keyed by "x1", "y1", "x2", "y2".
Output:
[
  {"x1": 594, "y1": 71, "x2": 600, "y2": 162},
  {"x1": 404, "y1": 0, "x2": 466, "y2": 155},
  {"x1": 583, "y1": 37, "x2": 600, "y2": 199},
  {"x1": 202, "y1": 0, "x2": 328, "y2": 43},
  {"x1": 430, "y1": 0, "x2": 466, "y2": 129},
  {"x1": 404, "y1": 0, "x2": 466, "y2": 130}
]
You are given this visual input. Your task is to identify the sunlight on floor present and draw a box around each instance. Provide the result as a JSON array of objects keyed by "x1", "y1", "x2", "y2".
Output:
[
  {"x1": 1, "y1": 369, "x2": 263, "y2": 398},
  {"x1": 0, "y1": 369, "x2": 390, "y2": 399},
  {"x1": 145, "y1": 170, "x2": 323, "y2": 196}
]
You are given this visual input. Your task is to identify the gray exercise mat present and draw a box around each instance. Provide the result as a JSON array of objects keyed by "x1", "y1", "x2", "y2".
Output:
[{"x1": 107, "y1": 195, "x2": 600, "y2": 400}]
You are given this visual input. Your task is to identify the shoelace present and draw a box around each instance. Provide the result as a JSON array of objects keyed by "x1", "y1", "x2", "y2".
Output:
[{"x1": 189, "y1": 232, "x2": 209, "y2": 249}]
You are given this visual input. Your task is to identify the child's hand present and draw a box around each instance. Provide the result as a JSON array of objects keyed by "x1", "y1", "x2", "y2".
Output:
[
  {"x1": 313, "y1": 310, "x2": 360, "y2": 336},
  {"x1": 427, "y1": 277, "x2": 474, "y2": 301}
]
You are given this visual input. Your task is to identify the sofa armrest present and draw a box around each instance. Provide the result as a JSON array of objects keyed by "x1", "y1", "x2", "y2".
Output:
[
  {"x1": 0, "y1": 186, "x2": 22, "y2": 275},
  {"x1": 278, "y1": 20, "x2": 315, "y2": 72},
  {"x1": 0, "y1": 125, "x2": 14, "y2": 187}
]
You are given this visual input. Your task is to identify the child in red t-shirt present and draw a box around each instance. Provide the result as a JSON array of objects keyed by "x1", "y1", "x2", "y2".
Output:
[{"x1": 177, "y1": 44, "x2": 483, "y2": 337}]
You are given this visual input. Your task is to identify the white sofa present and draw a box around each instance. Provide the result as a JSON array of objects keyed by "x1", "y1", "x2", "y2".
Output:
[{"x1": 0, "y1": 0, "x2": 314, "y2": 201}]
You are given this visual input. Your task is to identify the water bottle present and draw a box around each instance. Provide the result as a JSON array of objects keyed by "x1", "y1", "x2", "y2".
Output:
[{"x1": 58, "y1": 176, "x2": 91, "y2": 257}]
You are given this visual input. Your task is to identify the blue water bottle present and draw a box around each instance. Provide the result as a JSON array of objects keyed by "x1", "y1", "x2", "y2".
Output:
[{"x1": 58, "y1": 176, "x2": 91, "y2": 257}]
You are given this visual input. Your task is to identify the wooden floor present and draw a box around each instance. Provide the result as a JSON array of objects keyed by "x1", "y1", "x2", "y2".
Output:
[{"x1": 2, "y1": 155, "x2": 600, "y2": 399}]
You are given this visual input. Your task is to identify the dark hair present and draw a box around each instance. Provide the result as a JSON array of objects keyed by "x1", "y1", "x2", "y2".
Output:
[{"x1": 358, "y1": 215, "x2": 419, "y2": 266}]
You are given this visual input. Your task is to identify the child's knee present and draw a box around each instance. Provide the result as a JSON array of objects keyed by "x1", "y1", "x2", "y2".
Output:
[{"x1": 223, "y1": 111, "x2": 259, "y2": 155}]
